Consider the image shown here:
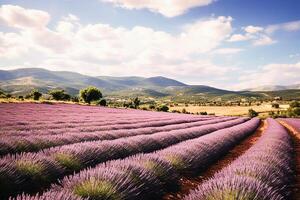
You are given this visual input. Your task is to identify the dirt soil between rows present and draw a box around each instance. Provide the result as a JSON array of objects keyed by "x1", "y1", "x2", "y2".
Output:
[
  {"x1": 278, "y1": 120, "x2": 300, "y2": 200},
  {"x1": 163, "y1": 119, "x2": 267, "y2": 200}
]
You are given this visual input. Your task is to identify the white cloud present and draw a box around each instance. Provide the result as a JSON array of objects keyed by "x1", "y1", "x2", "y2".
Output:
[
  {"x1": 243, "y1": 25, "x2": 263, "y2": 34},
  {"x1": 252, "y1": 35, "x2": 276, "y2": 46},
  {"x1": 100, "y1": 0, "x2": 214, "y2": 17},
  {"x1": 0, "y1": 4, "x2": 235, "y2": 83},
  {"x1": 235, "y1": 61, "x2": 300, "y2": 89},
  {"x1": 212, "y1": 48, "x2": 244, "y2": 55},
  {"x1": 266, "y1": 20, "x2": 300, "y2": 34},
  {"x1": 227, "y1": 34, "x2": 250, "y2": 42},
  {"x1": 0, "y1": 5, "x2": 50, "y2": 29},
  {"x1": 228, "y1": 25, "x2": 275, "y2": 46},
  {"x1": 229, "y1": 20, "x2": 300, "y2": 47},
  {"x1": 0, "y1": 32, "x2": 29, "y2": 58}
]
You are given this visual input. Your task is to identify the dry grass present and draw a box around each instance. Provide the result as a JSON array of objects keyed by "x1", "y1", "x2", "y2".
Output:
[
  {"x1": 0, "y1": 98, "x2": 81, "y2": 105},
  {"x1": 170, "y1": 104, "x2": 289, "y2": 116}
]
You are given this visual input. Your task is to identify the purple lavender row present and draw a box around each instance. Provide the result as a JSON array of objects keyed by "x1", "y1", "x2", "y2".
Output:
[
  {"x1": 1, "y1": 117, "x2": 212, "y2": 137},
  {"x1": 184, "y1": 118, "x2": 293, "y2": 200},
  {"x1": 0, "y1": 117, "x2": 233, "y2": 156},
  {"x1": 1, "y1": 112, "x2": 203, "y2": 131},
  {"x1": 17, "y1": 118, "x2": 260, "y2": 200},
  {"x1": 0, "y1": 116, "x2": 181, "y2": 131},
  {"x1": 0, "y1": 117, "x2": 247, "y2": 198},
  {"x1": 279, "y1": 118, "x2": 300, "y2": 132},
  {"x1": 0, "y1": 103, "x2": 201, "y2": 124}
]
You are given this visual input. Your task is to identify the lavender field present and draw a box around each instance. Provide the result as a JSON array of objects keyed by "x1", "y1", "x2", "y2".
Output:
[{"x1": 0, "y1": 103, "x2": 299, "y2": 200}]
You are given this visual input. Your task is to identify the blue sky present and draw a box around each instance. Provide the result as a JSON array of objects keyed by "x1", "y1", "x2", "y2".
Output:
[{"x1": 0, "y1": 0, "x2": 299, "y2": 89}]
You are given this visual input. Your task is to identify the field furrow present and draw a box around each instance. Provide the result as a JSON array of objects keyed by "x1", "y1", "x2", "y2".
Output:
[
  {"x1": 163, "y1": 119, "x2": 266, "y2": 200},
  {"x1": 0, "y1": 117, "x2": 234, "y2": 156},
  {"x1": 184, "y1": 118, "x2": 294, "y2": 200},
  {"x1": 0, "y1": 116, "x2": 246, "y2": 198},
  {"x1": 13, "y1": 118, "x2": 260, "y2": 200},
  {"x1": 278, "y1": 119, "x2": 300, "y2": 199}
]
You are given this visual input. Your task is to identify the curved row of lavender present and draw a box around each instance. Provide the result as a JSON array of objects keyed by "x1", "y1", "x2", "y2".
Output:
[
  {"x1": 184, "y1": 118, "x2": 294, "y2": 200},
  {"x1": 0, "y1": 117, "x2": 234, "y2": 156},
  {"x1": 1, "y1": 115, "x2": 210, "y2": 137},
  {"x1": 1, "y1": 116, "x2": 215, "y2": 136},
  {"x1": 0, "y1": 103, "x2": 208, "y2": 123},
  {"x1": 279, "y1": 118, "x2": 300, "y2": 132},
  {"x1": 0, "y1": 116, "x2": 247, "y2": 198},
  {"x1": 14, "y1": 118, "x2": 260, "y2": 200}
]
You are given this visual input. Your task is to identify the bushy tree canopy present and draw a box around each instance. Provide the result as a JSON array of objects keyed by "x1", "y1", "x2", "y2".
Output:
[
  {"x1": 248, "y1": 108, "x2": 258, "y2": 118},
  {"x1": 48, "y1": 89, "x2": 71, "y2": 101},
  {"x1": 157, "y1": 105, "x2": 169, "y2": 112},
  {"x1": 80, "y1": 86, "x2": 102, "y2": 104},
  {"x1": 28, "y1": 89, "x2": 42, "y2": 100}
]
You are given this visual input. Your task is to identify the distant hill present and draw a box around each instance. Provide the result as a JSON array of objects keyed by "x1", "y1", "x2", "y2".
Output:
[
  {"x1": 0, "y1": 68, "x2": 299, "y2": 101},
  {"x1": 0, "y1": 68, "x2": 187, "y2": 96},
  {"x1": 246, "y1": 84, "x2": 300, "y2": 91}
]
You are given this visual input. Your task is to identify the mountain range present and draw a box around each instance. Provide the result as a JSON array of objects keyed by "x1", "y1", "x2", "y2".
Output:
[{"x1": 0, "y1": 68, "x2": 299, "y2": 101}]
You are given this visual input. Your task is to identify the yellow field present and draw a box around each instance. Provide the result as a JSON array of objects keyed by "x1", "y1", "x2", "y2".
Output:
[{"x1": 170, "y1": 104, "x2": 289, "y2": 116}]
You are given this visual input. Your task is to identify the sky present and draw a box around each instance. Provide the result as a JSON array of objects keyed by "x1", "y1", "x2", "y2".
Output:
[{"x1": 0, "y1": 0, "x2": 299, "y2": 90}]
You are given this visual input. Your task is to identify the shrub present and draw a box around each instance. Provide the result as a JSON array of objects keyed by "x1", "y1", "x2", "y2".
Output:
[
  {"x1": 133, "y1": 97, "x2": 140, "y2": 109},
  {"x1": 71, "y1": 96, "x2": 79, "y2": 103},
  {"x1": 54, "y1": 153, "x2": 82, "y2": 171},
  {"x1": 28, "y1": 89, "x2": 42, "y2": 100},
  {"x1": 290, "y1": 101, "x2": 300, "y2": 108},
  {"x1": 285, "y1": 101, "x2": 300, "y2": 117},
  {"x1": 74, "y1": 180, "x2": 120, "y2": 199},
  {"x1": 149, "y1": 105, "x2": 156, "y2": 110},
  {"x1": 248, "y1": 109, "x2": 258, "y2": 118},
  {"x1": 18, "y1": 95, "x2": 24, "y2": 100},
  {"x1": 80, "y1": 86, "x2": 102, "y2": 104},
  {"x1": 200, "y1": 112, "x2": 207, "y2": 115},
  {"x1": 157, "y1": 105, "x2": 169, "y2": 112},
  {"x1": 95, "y1": 99, "x2": 107, "y2": 106},
  {"x1": 271, "y1": 103, "x2": 280, "y2": 108},
  {"x1": 48, "y1": 89, "x2": 71, "y2": 101}
]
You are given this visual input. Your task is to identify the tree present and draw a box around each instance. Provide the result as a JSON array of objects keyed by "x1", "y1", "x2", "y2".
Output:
[
  {"x1": 290, "y1": 101, "x2": 300, "y2": 108},
  {"x1": 79, "y1": 86, "x2": 102, "y2": 104},
  {"x1": 48, "y1": 89, "x2": 71, "y2": 101},
  {"x1": 248, "y1": 108, "x2": 258, "y2": 118},
  {"x1": 97, "y1": 99, "x2": 107, "y2": 106},
  {"x1": 71, "y1": 96, "x2": 79, "y2": 103},
  {"x1": 149, "y1": 105, "x2": 156, "y2": 110},
  {"x1": 271, "y1": 103, "x2": 280, "y2": 109},
  {"x1": 157, "y1": 105, "x2": 169, "y2": 112},
  {"x1": 29, "y1": 89, "x2": 42, "y2": 100},
  {"x1": 133, "y1": 97, "x2": 140, "y2": 109},
  {"x1": 18, "y1": 95, "x2": 24, "y2": 100},
  {"x1": 200, "y1": 111, "x2": 208, "y2": 115},
  {"x1": 287, "y1": 101, "x2": 300, "y2": 117}
]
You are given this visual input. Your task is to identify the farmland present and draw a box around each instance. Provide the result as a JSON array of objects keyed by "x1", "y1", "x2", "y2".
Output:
[
  {"x1": 0, "y1": 103, "x2": 299, "y2": 200},
  {"x1": 169, "y1": 103, "x2": 289, "y2": 116}
]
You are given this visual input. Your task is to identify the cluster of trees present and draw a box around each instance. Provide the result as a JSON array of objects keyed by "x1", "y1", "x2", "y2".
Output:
[
  {"x1": 248, "y1": 101, "x2": 300, "y2": 118},
  {"x1": 270, "y1": 101, "x2": 300, "y2": 118},
  {"x1": 0, "y1": 86, "x2": 107, "y2": 106},
  {"x1": 123, "y1": 97, "x2": 141, "y2": 109}
]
